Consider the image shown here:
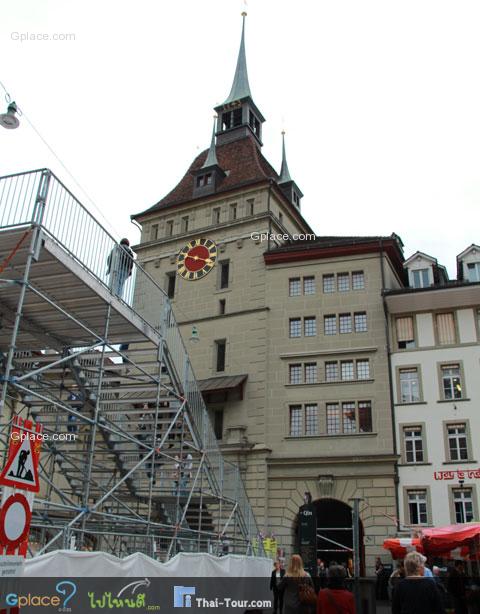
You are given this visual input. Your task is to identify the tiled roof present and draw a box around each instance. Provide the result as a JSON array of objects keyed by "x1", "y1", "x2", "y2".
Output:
[{"x1": 132, "y1": 135, "x2": 279, "y2": 218}]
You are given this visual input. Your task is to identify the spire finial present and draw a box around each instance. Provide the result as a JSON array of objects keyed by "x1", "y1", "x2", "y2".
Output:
[
  {"x1": 223, "y1": 11, "x2": 252, "y2": 104},
  {"x1": 202, "y1": 116, "x2": 219, "y2": 168},
  {"x1": 279, "y1": 130, "x2": 292, "y2": 183}
]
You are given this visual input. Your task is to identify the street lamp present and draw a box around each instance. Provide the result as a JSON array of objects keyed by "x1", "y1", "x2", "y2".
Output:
[{"x1": 0, "y1": 101, "x2": 20, "y2": 129}]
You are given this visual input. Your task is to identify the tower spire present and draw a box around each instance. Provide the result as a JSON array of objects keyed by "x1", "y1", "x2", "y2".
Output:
[
  {"x1": 279, "y1": 131, "x2": 292, "y2": 184},
  {"x1": 223, "y1": 12, "x2": 252, "y2": 105},
  {"x1": 202, "y1": 118, "x2": 219, "y2": 168}
]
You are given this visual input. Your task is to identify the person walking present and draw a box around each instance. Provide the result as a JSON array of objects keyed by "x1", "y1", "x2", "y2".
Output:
[
  {"x1": 392, "y1": 552, "x2": 445, "y2": 614},
  {"x1": 317, "y1": 564, "x2": 355, "y2": 614},
  {"x1": 106, "y1": 238, "x2": 134, "y2": 299},
  {"x1": 278, "y1": 554, "x2": 316, "y2": 614},
  {"x1": 270, "y1": 560, "x2": 285, "y2": 614}
]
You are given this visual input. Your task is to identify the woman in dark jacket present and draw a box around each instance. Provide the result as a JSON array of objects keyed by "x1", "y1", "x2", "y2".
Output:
[
  {"x1": 392, "y1": 552, "x2": 445, "y2": 614},
  {"x1": 270, "y1": 560, "x2": 285, "y2": 614},
  {"x1": 279, "y1": 554, "x2": 315, "y2": 614}
]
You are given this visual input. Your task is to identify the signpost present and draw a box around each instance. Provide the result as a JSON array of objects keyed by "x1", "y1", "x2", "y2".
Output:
[{"x1": 298, "y1": 503, "x2": 317, "y2": 577}]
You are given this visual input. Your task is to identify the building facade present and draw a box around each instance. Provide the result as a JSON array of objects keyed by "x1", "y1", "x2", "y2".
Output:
[
  {"x1": 386, "y1": 245, "x2": 480, "y2": 530},
  {"x1": 131, "y1": 16, "x2": 406, "y2": 571}
]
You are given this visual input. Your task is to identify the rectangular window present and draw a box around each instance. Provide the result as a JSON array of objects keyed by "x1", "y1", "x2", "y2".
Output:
[
  {"x1": 453, "y1": 489, "x2": 474, "y2": 523},
  {"x1": 289, "y1": 318, "x2": 302, "y2": 338},
  {"x1": 408, "y1": 490, "x2": 428, "y2": 525},
  {"x1": 205, "y1": 173, "x2": 212, "y2": 185},
  {"x1": 289, "y1": 364, "x2": 302, "y2": 385},
  {"x1": 181, "y1": 216, "x2": 189, "y2": 233},
  {"x1": 341, "y1": 361, "x2": 354, "y2": 381},
  {"x1": 436, "y1": 313, "x2": 456, "y2": 345},
  {"x1": 404, "y1": 426, "x2": 424, "y2": 463},
  {"x1": 358, "y1": 401, "x2": 372, "y2": 432},
  {"x1": 441, "y1": 364, "x2": 462, "y2": 400},
  {"x1": 339, "y1": 313, "x2": 352, "y2": 334},
  {"x1": 342, "y1": 402, "x2": 356, "y2": 433},
  {"x1": 337, "y1": 273, "x2": 350, "y2": 292},
  {"x1": 323, "y1": 274, "x2": 335, "y2": 293},
  {"x1": 305, "y1": 404, "x2": 318, "y2": 435},
  {"x1": 166, "y1": 272, "x2": 176, "y2": 299},
  {"x1": 247, "y1": 198, "x2": 254, "y2": 216},
  {"x1": 354, "y1": 312, "x2": 367, "y2": 332},
  {"x1": 324, "y1": 315, "x2": 337, "y2": 335},
  {"x1": 412, "y1": 268, "x2": 430, "y2": 288},
  {"x1": 303, "y1": 277, "x2": 315, "y2": 295},
  {"x1": 214, "y1": 410, "x2": 224, "y2": 440},
  {"x1": 229, "y1": 203, "x2": 237, "y2": 221},
  {"x1": 150, "y1": 224, "x2": 159, "y2": 241},
  {"x1": 215, "y1": 340, "x2": 226, "y2": 372},
  {"x1": 396, "y1": 316, "x2": 415, "y2": 349},
  {"x1": 305, "y1": 363, "x2": 317, "y2": 384},
  {"x1": 213, "y1": 207, "x2": 221, "y2": 224},
  {"x1": 352, "y1": 271, "x2": 365, "y2": 290},
  {"x1": 166, "y1": 220, "x2": 174, "y2": 237},
  {"x1": 219, "y1": 299, "x2": 226, "y2": 315},
  {"x1": 326, "y1": 403, "x2": 340, "y2": 434},
  {"x1": 447, "y1": 424, "x2": 468, "y2": 461},
  {"x1": 356, "y1": 359, "x2": 370, "y2": 380},
  {"x1": 467, "y1": 262, "x2": 480, "y2": 282},
  {"x1": 399, "y1": 368, "x2": 420, "y2": 403},
  {"x1": 220, "y1": 261, "x2": 230, "y2": 289},
  {"x1": 289, "y1": 278, "x2": 301, "y2": 297},
  {"x1": 289, "y1": 405, "x2": 302, "y2": 436},
  {"x1": 325, "y1": 361, "x2": 338, "y2": 382},
  {"x1": 304, "y1": 317, "x2": 317, "y2": 337}
]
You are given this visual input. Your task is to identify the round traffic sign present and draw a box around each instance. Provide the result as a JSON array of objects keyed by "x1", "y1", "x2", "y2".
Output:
[{"x1": 0, "y1": 493, "x2": 31, "y2": 548}]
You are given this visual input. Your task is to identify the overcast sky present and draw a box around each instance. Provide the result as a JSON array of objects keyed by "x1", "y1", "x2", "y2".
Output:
[{"x1": 1, "y1": 0, "x2": 479, "y2": 277}]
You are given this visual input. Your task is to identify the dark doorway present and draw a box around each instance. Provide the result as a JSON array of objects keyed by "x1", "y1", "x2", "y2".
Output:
[{"x1": 315, "y1": 498, "x2": 365, "y2": 575}]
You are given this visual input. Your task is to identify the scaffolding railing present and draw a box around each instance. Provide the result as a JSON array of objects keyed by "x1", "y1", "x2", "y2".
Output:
[{"x1": 0, "y1": 168, "x2": 262, "y2": 555}]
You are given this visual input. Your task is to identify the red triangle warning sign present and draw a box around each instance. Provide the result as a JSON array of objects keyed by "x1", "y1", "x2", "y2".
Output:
[{"x1": 0, "y1": 417, "x2": 42, "y2": 493}]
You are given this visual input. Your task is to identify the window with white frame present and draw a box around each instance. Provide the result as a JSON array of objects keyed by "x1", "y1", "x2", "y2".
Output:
[
  {"x1": 436, "y1": 313, "x2": 456, "y2": 345},
  {"x1": 289, "y1": 405, "x2": 302, "y2": 436},
  {"x1": 412, "y1": 268, "x2": 430, "y2": 288},
  {"x1": 408, "y1": 490, "x2": 428, "y2": 525},
  {"x1": 354, "y1": 312, "x2": 367, "y2": 332},
  {"x1": 447, "y1": 424, "x2": 468, "y2": 461},
  {"x1": 303, "y1": 276, "x2": 315, "y2": 295},
  {"x1": 325, "y1": 362, "x2": 338, "y2": 382},
  {"x1": 326, "y1": 403, "x2": 340, "y2": 434},
  {"x1": 304, "y1": 317, "x2": 317, "y2": 337},
  {"x1": 404, "y1": 426, "x2": 424, "y2": 463},
  {"x1": 341, "y1": 361, "x2": 354, "y2": 381},
  {"x1": 352, "y1": 271, "x2": 365, "y2": 290},
  {"x1": 289, "y1": 318, "x2": 302, "y2": 338},
  {"x1": 396, "y1": 316, "x2": 415, "y2": 349},
  {"x1": 324, "y1": 315, "x2": 337, "y2": 335},
  {"x1": 305, "y1": 363, "x2": 317, "y2": 384},
  {"x1": 399, "y1": 368, "x2": 420, "y2": 403},
  {"x1": 356, "y1": 359, "x2": 370, "y2": 380},
  {"x1": 305, "y1": 404, "x2": 318, "y2": 435},
  {"x1": 467, "y1": 262, "x2": 480, "y2": 282},
  {"x1": 337, "y1": 273, "x2": 350, "y2": 292},
  {"x1": 441, "y1": 364, "x2": 463, "y2": 400},
  {"x1": 323, "y1": 274, "x2": 335, "y2": 293},
  {"x1": 289, "y1": 278, "x2": 301, "y2": 297},
  {"x1": 339, "y1": 314, "x2": 352, "y2": 334},
  {"x1": 453, "y1": 489, "x2": 474, "y2": 523},
  {"x1": 289, "y1": 364, "x2": 302, "y2": 385}
]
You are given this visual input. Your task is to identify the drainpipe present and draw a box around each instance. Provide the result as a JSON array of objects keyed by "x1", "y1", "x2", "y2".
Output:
[
  {"x1": 380, "y1": 239, "x2": 401, "y2": 533},
  {"x1": 267, "y1": 180, "x2": 272, "y2": 253}
]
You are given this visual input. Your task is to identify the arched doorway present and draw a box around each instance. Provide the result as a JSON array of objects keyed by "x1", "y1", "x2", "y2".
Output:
[{"x1": 315, "y1": 498, "x2": 365, "y2": 574}]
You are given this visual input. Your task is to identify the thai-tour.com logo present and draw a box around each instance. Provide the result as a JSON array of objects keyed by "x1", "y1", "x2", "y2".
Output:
[{"x1": 173, "y1": 585, "x2": 271, "y2": 609}]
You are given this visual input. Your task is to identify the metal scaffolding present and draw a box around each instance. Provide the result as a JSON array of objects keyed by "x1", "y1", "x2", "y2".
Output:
[{"x1": 0, "y1": 169, "x2": 262, "y2": 559}]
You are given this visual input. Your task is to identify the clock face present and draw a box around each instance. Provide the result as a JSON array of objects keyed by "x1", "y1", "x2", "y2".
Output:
[{"x1": 177, "y1": 238, "x2": 217, "y2": 280}]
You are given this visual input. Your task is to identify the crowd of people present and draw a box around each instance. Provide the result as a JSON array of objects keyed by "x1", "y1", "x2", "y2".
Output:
[{"x1": 269, "y1": 552, "x2": 479, "y2": 614}]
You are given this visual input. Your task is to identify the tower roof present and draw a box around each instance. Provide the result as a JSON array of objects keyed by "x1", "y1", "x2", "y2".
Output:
[
  {"x1": 223, "y1": 13, "x2": 252, "y2": 105},
  {"x1": 201, "y1": 119, "x2": 219, "y2": 169},
  {"x1": 278, "y1": 131, "x2": 292, "y2": 184}
]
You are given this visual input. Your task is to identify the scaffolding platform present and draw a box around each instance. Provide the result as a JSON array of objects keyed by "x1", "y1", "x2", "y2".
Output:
[{"x1": 0, "y1": 169, "x2": 261, "y2": 559}]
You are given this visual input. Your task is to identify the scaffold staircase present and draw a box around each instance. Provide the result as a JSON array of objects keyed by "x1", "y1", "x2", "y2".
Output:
[{"x1": 0, "y1": 169, "x2": 261, "y2": 559}]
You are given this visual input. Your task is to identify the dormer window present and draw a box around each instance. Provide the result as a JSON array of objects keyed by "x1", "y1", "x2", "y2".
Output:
[
  {"x1": 222, "y1": 108, "x2": 242, "y2": 130},
  {"x1": 248, "y1": 110, "x2": 260, "y2": 138},
  {"x1": 196, "y1": 173, "x2": 212, "y2": 188},
  {"x1": 467, "y1": 262, "x2": 480, "y2": 282},
  {"x1": 412, "y1": 268, "x2": 430, "y2": 288},
  {"x1": 292, "y1": 191, "x2": 301, "y2": 208}
]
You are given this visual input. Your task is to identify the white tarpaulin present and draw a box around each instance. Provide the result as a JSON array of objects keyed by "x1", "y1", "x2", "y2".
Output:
[{"x1": 24, "y1": 551, "x2": 272, "y2": 577}]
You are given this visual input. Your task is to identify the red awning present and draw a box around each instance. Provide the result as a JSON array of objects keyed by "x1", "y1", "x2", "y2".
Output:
[
  {"x1": 383, "y1": 538, "x2": 423, "y2": 560},
  {"x1": 421, "y1": 523, "x2": 480, "y2": 557}
]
